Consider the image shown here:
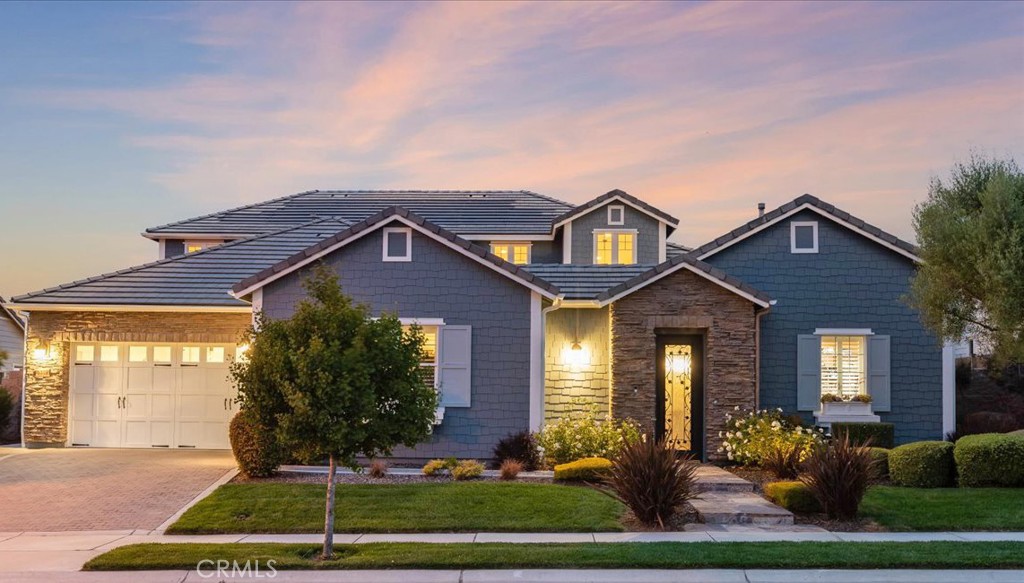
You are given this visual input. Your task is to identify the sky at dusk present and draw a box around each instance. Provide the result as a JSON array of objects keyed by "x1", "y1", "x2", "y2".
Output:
[{"x1": 1, "y1": 1, "x2": 1022, "y2": 299}]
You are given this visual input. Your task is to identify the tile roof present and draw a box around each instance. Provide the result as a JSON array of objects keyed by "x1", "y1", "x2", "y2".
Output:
[
  {"x1": 552, "y1": 189, "x2": 680, "y2": 228},
  {"x1": 13, "y1": 218, "x2": 353, "y2": 307},
  {"x1": 666, "y1": 241, "x2": 691, "y2": 258},
  {"x1": 0, "y1": 297, "x2": 25, "y2": 331},
  {"x1": 233, "y1": 206, "x2": 561, "y2": 297},
  {"x1": 690, "y1": 193, "x2": 921, "y2": 260},
  {"x1": 146, "y1": 190, "x2": 575, "y2": 238},
  {"x1": 520, "y1": 264, "x2": 654, "y2": 300}
]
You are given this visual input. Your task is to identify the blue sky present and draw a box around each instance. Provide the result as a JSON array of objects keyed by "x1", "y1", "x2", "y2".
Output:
[{"x1": 1, "y1": 1, "x2": 1022, "y2": 298}]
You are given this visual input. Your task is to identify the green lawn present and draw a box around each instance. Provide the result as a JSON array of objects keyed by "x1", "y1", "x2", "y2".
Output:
[
  {"x1": 167, "y1": 482, "x2": 625, "y2": 534},
  {"x1": 85, "y1": 542, "x2": 1024, "y2": 571},
  {"x1": 860, "y1": 486, "x2": 1024, "y2": 531}
]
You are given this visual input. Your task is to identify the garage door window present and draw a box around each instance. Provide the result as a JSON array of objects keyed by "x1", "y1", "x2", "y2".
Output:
[
  {"x1": 182, "y1": 346, "x2": 200, "y2": 364},
  {"x1": 76, "y1": 345, "x2": 95, "y2": 363},
  {"x1": 100, "y1": 346, "x2": 119, "y2": 362},
  {"x1": 153, "y1": 346, "x2": 172, "y2": 364},
  {"x1": 206, "y1": 347, "x2": 225, "y2": 363},
  {"x1": 129, "y1": 346, "x2": 148, "y2": 362}
]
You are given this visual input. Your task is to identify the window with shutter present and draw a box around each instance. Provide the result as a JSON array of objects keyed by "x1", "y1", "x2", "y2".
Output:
[{"x1": 438, "y1": 325, "x2": 472, "y2": 407}]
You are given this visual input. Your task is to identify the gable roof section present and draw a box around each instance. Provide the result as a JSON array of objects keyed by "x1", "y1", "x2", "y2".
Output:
[
  {"x1": 232, "y1": 206, "x2": 560, "y2": 300},
  {"x1": 691, "y1": 194, "x2": 921, "y2": 262},
  {"x1": 595, "y1": 253, "x2": 772, "y2": 308},
  {"x1": 521, "y1": 265, "x2": 653, "y2": 300},
  {"x1": 0, "y1": 297, "x2": 25, "y2": 331},
  {"x1": 145, "y1": 190, "x2": 575, "y2": 239},
  {"x1": 10, "y1": 218, "x2": 354, "y2": 309},
  {"x1": 552, "y1": 189, "x2": 680, "y2": 230}
]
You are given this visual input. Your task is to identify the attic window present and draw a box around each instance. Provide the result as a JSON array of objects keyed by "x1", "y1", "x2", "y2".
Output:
[
  {"x1": 608, "y1": 205, "x2": 625, "y2": 225},
  {"x1": 790, "y1": 221, "x2": 818, "y2": 254},
  {"x1": 383, "y1": 227, "x2": 412, "y2": 262},
  {"x1": 184, "y1": 240, "x2": 222, "y2": 254}
]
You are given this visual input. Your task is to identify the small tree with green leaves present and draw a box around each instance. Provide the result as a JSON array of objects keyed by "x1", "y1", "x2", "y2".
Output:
[
  {"x1": 231, "y1": 265, "x2": 438, "y2": 560},
  {"x1": 910, "y1": 155, "x2": 1024, "y2": 364}
]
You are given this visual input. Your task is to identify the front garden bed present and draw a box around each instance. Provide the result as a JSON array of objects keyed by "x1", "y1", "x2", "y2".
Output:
[{"x1": 85, "y1": 541, "x2": 1024, "y2": 571}]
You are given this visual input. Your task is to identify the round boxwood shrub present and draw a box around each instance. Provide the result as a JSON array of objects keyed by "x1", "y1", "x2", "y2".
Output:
[
  {"x1": 764, "y1": 480, "x2": 821, "y2": 514},
  {"x1": 868, "y1": 447, "x2": 890, "y2": 480},
  {"x1": 954, "y1": 433, "x2": 1024, "y2": 487},
  {"x1": 888, "y1": 441, "x2": 954, "y2": 488},
  {"x1": 831, "y1": 422, "x2": 895, "y2": 449},
  {"x1": 229, "y1": 412, "x2": 282, "y2": 478},
  {"x1": 553, "y1": 457, "x2": 612, "y2": 481}
]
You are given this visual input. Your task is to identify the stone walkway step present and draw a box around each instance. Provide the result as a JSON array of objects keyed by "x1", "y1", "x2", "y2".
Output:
[
  {"x1": 691, "y1": 492, "x2": 794, "y2": 525},
  {"x1": 692, "y1": 465, "x2": 755, "y2": 493}
]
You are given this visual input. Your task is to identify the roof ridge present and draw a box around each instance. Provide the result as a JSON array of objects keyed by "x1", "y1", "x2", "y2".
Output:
[
  {"x1": 144, "y1": 189, "x2": 322, "y2": 233},
  {"x1": 14, "y1": 216, "x2": 349, "y2": 302}
]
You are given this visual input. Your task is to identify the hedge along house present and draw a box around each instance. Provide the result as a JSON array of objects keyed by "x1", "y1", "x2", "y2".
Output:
[{"x1": 9, "y1": 190, "x2": 953, "y2": 461}]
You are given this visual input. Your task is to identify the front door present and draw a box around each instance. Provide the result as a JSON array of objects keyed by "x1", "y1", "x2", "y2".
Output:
[{"x1": 655, "y1": 335, "x2": 704, "y2": 459}]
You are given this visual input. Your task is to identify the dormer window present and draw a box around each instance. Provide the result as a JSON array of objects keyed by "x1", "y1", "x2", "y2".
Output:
[
  {"x1": 490, "y1": 243, "x2": 531, "y2": 265},
  {"x1": 184, "y1": 240, "x2": 222, "y2": 254},
  {"x1": 790, "y1": 221, "x2": 819, "y2": 254},
  {"x1": 594, "y1": 230, "x2": 636, "y2": 265},
  {"x1": 607, "y1": 205, "x2": 625, "y2": 225},
  {"x1": 383, "y1": 227, "x2": 412, "y2": 262}
]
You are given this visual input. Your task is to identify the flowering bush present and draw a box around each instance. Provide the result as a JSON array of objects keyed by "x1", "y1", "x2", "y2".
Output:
[
  {"x1": 718, "y1": 407, "x2": 823, "y2": 466},
  {"x1": 537, "y1": 405, "x2": 642, "y2": 466}
]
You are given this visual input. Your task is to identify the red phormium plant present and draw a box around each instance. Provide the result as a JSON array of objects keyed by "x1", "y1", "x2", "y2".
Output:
[
  {"x1": 603, "y1": 436, "x2": 699, "y2": 529},
  {"x1": 800, "y1": 435, "x2": 875, "y2": 520}
]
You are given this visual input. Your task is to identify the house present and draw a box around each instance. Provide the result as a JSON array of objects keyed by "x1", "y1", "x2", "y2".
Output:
[{"x1": 7, "y1": 190, "x2": 954, "y2": 460}]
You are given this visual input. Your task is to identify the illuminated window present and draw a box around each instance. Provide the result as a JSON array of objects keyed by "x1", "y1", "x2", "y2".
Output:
[
  {"x1": 206, "y1": 346, "x2": 225, "y2": 363},
  {"x1": 100, "y1": 346, "x2": 119, "y2": 362},
  {"x1": 153, "y1": 346, "x2": 172, "y2": 363},
  {"x1": 820, "y1": 336, "x2": 866, "y2": 398},
  {"x1": 75, "y1": 345, "x2": 95, "y2": 363},
  {"x1": 129, "y1": 346, "x2": 148, "y2": 362},
  {"x1": 181, "y1": 346, "x2": 200, "y2": 364},
  {"x1": 184, "y1": 240, "x2": 221, "y2": 254},
  {"x1": 490, "y1": 243, "x2": 531, "y2": 265},
  {"x1": 594, "y1": 231, "x2": 636, "y2": 265},
  {"x1": 403, "y1": 324, "x2": 438, "y2": 387}
]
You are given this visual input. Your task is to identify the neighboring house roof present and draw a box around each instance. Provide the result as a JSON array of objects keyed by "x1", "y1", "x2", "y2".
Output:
[
  {"x1": 521, "y1": 265, "x2": 654, "y2": 300},
  {"x1": 690, "y1": 194, "x2": 921, "y2": 262},
  {"x1": 145, "y1": 190, "x2": 575, "y2": 239},
  {"x1": 595, "y1": 253, "x2": 773, "y2": 308},
  {"x1": 232, "y1": 206, "x2": 561, "y2": 300},
  {"x1": 665, "y1": 241, "x2": 691, "y2": 258},
  {"x1": 0, "y1": 297, "x2": 26, "y2": 331},
  {"x1": 552, "y1": 189, "x2": 680, "y2": 230},
  {"x1": 11, "y1": 219, "x2": 353, "y2": 308}
]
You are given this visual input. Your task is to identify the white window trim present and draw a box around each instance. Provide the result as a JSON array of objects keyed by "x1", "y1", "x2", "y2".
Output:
[
  {"x1": 183, "y1": 240, "x2": 223, "y2": 254},
  {"x1": 489, "y1": 242, "x2": 533, "y2": 265},
  {"x1": 790, "y1": 221, "x2": 818, "y2": 254},
  {"x1": 382, "y1": 227, "x2": 412, "y2": 262},
  {"x1": 814, "y1": 328, "x2": 874, "y2": 336},
  {"x1": 399, "y1": 317, "x2": 445, "y2": 326},
  {"x1": 607, "y1": 205, "x2": 625, "y2": 226},
  {"x1": 593, "y1": 229, "x2": 638, "y2": 265}
]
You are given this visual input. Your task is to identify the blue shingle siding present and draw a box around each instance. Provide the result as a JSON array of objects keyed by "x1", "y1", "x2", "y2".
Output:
[
  {"x1": 703, "y1": 210, "x2": 942, "y2": 444},
  {"x1": 261, "y1": 229, "x2": 533, "y2": 460},
  {"x1": 569, "y1": 203, "x2": 661, "y2": 265}
]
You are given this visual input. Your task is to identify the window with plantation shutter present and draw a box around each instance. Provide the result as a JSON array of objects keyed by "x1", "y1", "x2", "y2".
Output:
[{"x1": 820, "y1": 335, "x2": 866, "y2": 398}]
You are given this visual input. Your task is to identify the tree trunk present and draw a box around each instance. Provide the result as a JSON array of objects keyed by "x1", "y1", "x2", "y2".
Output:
[{"x1": 321, "y1": 453, "x2": 336, "y2": 560}]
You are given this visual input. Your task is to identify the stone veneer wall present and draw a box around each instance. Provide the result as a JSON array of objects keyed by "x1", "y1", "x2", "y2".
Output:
[
  {"x1": 544, "y1": 307, "x2": 610, "y2": 423},
  {"x1": 22, "y1": 311, "x2": 250, "y2": 447},
  {"x1": 610, "y1": 269, "x2": 759, "y2": 461}
]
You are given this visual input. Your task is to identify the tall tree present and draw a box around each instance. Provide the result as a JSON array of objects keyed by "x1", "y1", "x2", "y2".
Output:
[
  {"x1": 910, "y1": 155, "x2": 1024, "y2": 363},
  {"x1": 231, "y1": 265, "x2": 438, "y2": 559}
]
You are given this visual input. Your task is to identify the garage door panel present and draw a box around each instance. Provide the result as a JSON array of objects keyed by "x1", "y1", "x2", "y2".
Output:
[
  {"x1": 95, "y1": 368, "x2": 123, "y2": 392},
  {"x1": 93, "y1": 419, "x2": 121, "y2": 448},
  {"x1": 96, "y1": 394, "x2": 120, "y2": 419},
  {"x1": 126, "y1": 368, "x2": 153, "y2": 391},
  {"x1": 152, "y1": 394, "x2": 173, "y2": 417},
  {"x1": 153, "y1": 368, "x2": 175, "y2": 392}
]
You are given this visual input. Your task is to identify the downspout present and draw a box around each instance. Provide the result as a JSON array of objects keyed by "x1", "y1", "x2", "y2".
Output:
[
  {"x1": 540, "y1": 298, "x2": 565, "y2": 428},
  {"x1": 754, "y1": 300, "x2": 777, "y2": 411}
]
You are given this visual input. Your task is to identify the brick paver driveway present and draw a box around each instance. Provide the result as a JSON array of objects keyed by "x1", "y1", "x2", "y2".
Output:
[{"x1": 0, "y1": 448, "x2": 235, "y2": 532}]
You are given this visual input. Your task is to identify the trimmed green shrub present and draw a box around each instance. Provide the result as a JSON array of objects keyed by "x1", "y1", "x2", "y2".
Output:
[
  {"x1": 868, "y1": 447, "x2": 890, "y2": 480},
  {"x1": 831, "y1": 422, "x2": 895, "y2": 449},
  {"x1": 764, "y1": 480, "x2": 821, "y2": 514},
  {"x1": 954, "y1": 433, "x2": 1024, "y2": 487},
  {"x1": 888, "y1": 441, "x2": 955, "y2": 488},
  {"x1": 228, "y1": 413, "x2": 282, "y2": 478},
  {"x1": 422, "y1": 458, "x2": 458, "y2": 476},
  {"x1": 554, "y1": 457, "x2": 612, "y2": 481}
]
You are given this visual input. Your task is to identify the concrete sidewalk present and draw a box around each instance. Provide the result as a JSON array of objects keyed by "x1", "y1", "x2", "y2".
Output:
[{"x1": 1, "y1": 569, "x2": 1022, "y2": 583}]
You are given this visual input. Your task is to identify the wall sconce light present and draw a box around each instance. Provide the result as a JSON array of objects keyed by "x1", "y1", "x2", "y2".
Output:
[
  {"x1": 562, "y1": 311, "x2": 591, "y2": 370},
  {"x1": 32, "y1": 342, "x2": 53, "y2": 361}
]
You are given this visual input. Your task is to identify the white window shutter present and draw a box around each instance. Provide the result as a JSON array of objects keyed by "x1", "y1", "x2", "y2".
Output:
[
  {"x1": 438, "y1": 325, "x2": 472, "y2": 407},
  {"x1": 796, "y1": 334, "x2": 821, "y2": 411},
  {"x1": 867, "y1": 335, "x2": 891, "y2": 412}
]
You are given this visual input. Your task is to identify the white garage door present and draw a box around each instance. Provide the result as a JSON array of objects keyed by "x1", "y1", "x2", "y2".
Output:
[{"x1": 69, "y1": 342, "x2": 240, "y2": 449}]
